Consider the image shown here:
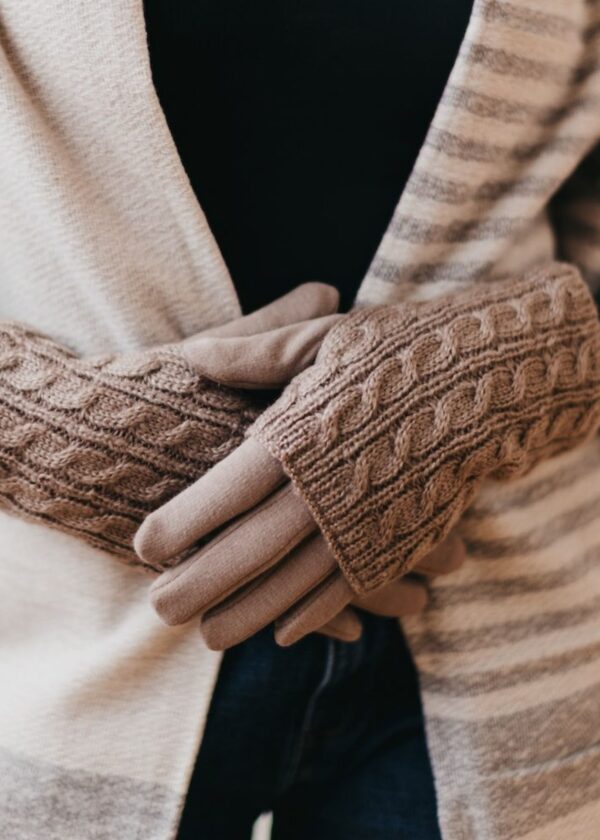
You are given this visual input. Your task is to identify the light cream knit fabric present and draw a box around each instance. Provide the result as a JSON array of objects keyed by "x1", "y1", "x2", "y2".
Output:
[
  {"x1": 2, "y1": 1, "x2": 600, "y2": 839},
  {"x1": 0, "y1": 2, "x2": 239, "y2": 838},
  {"x1": 253, "y1": 264, "x2": 600, "y2": 593}
]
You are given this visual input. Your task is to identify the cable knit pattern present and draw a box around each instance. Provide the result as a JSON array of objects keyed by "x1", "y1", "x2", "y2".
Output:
[
  {"x1": 252, "y1": 264, "x2": 600, "y2": 593},
  {"x1": 0, "y1": 325, "x2": 262, "y2": 570}
]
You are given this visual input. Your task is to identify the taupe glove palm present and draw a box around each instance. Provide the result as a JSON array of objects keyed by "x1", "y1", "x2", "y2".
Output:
[
  {"x1": 0, "y1": 283, "x2": 339, "y2": 563},
  {"x1": 137, "y1": 264, "x2": 600, "y2": 647}
]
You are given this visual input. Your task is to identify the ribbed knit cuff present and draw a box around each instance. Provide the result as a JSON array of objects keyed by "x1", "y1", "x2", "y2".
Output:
[{"x1": 251, "y1": 263, "x2": 600, "y2": 594}]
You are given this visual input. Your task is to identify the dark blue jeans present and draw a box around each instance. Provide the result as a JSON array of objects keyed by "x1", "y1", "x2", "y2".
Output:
[{"x1": 179, "y1": 613, "x2": 441, "y2": 839}]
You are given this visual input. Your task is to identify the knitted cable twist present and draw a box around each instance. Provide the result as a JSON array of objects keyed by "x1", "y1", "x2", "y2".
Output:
[
  {"x1": 0, "y1": 324, "x2": 263, "y2": 570},
  {"x1": 251, "y1": 263, "x2": 600, "y2": 593}
]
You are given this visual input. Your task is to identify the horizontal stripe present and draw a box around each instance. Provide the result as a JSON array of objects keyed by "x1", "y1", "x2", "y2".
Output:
[
  {"x1": 425, "y1": 127, "x2": 589, "y2": 163},
  {"x1": 409, "y1": 613, "x2": 600, "y2": 678},
  {"x1": 462, "y1": 452, "x2": 600, "y2": 542},
  {"x1": 464, "y1": 43, "x2": 577, "y2": 85},
  {"x1": 426, "y1": 682, "x2": 600, "y2": 772},
  {"x1": 410, "y1": 590, "x2": 600, "y2": 655},
  {"x1": 0, "y1": 747, "x2": 179, "y2": 840},
  {"x1": 417, "y1": 547, "x2": 600, "y2": 634},
  {"x1": 476, "y1": 0, "x2": 581, "y2": 40},
  {"x1": 423, "y1": 648, "x2": 600, "y2": 719},
  {"x1": 405, "y1": 169, "x2": 559, "y2": 204},
  {"x1": 429, "y1": 541, "x2": 600, "y2": 610},
  {"x1": 389, "y1": 215, "x2": 526, "y2": 243},
  {"x1": 442, "y1": 483, "x2": 600, "y2": 588},
  {"x1": 442, "y1": 83, "x2": 600, "y2": 127},
  {"x1": 420, "y1": 633, "x2": 600, "y2": 696},
  {"x1": 466, "y1": 491, "x2": 600, "y2": 559},
  {"x1": 464, "y1": 445, "x2": 600, "y2": 518},
  {"x1": 368, "y1": 256, "x2": 495, "y2": 286},
  {"x1": 428, "y1": 712, "x2": 600, "y2": 838}
]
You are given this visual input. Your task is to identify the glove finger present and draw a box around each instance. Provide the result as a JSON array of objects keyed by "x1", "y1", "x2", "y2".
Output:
[
  {"x1": 275, "y1": 571, "x2": 354, "y2": 647},
  {"x1": 135, "y1": 438, "x2": 285, "y2": 566},
  {"x1": 353, "y1": 577, "x2": 428, "y2": 618},
  {"x1": 200, "y1": 533, "x2": 337, "y2": 650},
  {"x1": 197, "y1": 283, "x2": 340, "y2": 339},
  {"x1": 183, "y1": 314, "x2": 342, "y2": 389},
  {"x1": 317, "y1": 608, "x2": 363, "y2": 643},
  {"x1": 412, "y1": 533, "x2": 466, "y2": 577},
  {"x1": 150, "y1": 483, "x2": 317, "y2": 625}
]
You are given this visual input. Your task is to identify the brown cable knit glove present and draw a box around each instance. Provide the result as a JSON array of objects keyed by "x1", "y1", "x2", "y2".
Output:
[
  {"x1": 0, "y1": 283, "x2": 340, "y2": 567},
  {"x1": 253, "y1": 261, "x2": 600, "y2": 592},
  {"x1": 137, "y1": 262, "x2": 600, "y2": 647}
]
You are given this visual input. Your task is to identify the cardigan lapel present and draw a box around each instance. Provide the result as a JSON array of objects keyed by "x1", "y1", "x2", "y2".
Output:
[{"x1": 356, "y1": 0, "x2": 594, "y2": 307}]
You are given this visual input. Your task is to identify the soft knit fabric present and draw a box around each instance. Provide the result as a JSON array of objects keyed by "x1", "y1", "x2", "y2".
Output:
[
  {"x1": 0, "y1": 283, "x2": 338, "y2": 567},
  {"x1": 251, "y1": 264, "x2": 600, "y2": 593},
  {"x1": 253, "y1": 264, "x2": 600, "y2": 593},
  {"x1": 0, "y1": 323, "x2": 259, "y2": 564},
  {"x1": 2, "y1": 1, "x2": 600, "y2": 839}
]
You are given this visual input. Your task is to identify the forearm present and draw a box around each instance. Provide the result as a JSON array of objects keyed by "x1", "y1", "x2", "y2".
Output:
[
  {"x1": 253, "y1": 262, "x2": 600, "y2": 593},
  {"x1": 0, "y1": 323, "x2": 259, "y2": 567}
]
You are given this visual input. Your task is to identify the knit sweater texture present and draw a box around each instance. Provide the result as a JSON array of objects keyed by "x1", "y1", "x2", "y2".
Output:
[
  {"x1": 0, "y1": 325, "x2": 261, "y2": 565},
  {"x1": 3, "y1": 2, "x2": 600, "y2": 839},
  {"x1": 253, "y1": 264, "x2": 600, "y2": 593}
]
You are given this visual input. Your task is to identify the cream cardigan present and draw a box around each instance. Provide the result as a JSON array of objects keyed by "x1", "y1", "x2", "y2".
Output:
[{"x1": 1, "y1": 1, "x2": 600, "y2": 838}]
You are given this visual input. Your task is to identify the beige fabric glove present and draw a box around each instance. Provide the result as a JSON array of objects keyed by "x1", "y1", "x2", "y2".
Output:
[
  {"x1": 138, "y1": 262, "x2": 600, "y2": 647},
  {"x1": 140, "y1": 443, "x2": 465, "y2": 646},
  {"x1": 0, "y1": 283, "x2": 339, "y2": 566},
  {"x1": 306, "y1": 534, "x2": 466, "y2": 644}
]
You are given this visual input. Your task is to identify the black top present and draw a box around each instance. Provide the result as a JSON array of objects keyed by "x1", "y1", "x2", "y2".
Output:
[{"x1": 144, "y1": 1, "x2": 473, "y2": 312}]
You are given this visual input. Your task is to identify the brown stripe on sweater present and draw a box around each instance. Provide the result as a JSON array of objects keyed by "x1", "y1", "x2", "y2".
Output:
[
  {"x1": 369, "y1": 257, "x2": 496, "y2": 286},
  {"x1": 465, "y1": 491, "x2": 600, "y2": 558},
  {"x1": 420, "y1": 635, "x2": 600, "y2": 696},
  {"x1": 390, "y1": 215, "x2": 528, "y2": 243},
  {"x1": 411, "y1": 593, "x2": 600, "y2": 654},
  {"x1": 464, "y1": 43, "x2": 578, "y2": 86},
  {"x1": 464, "y1": 447, "x2": 600, "y2": 518},
  {"x1": 441, "y1": 84, "x2": 600, "y2": 127},
  {"x1": 428, "y1": 542, "x2": 600, "y2": 610},
  {"x1": 406, "y1": 170, "x2": 559, "y2": 204},
  {"x1": 476, "y1": 0, "x2": 581, "y2": 40},
  {"x1": 426, "y1": 681, "x2": 600, "y2": 774},
  {"x1": 0, "y1": 747, "x2": 180, "y2": 840},
  {"x1": 425, "y1": 127, "x2": 589, "y2": 163},
  {"x1": 427, "y1": 712, "x2": 600, "y2": 838}
]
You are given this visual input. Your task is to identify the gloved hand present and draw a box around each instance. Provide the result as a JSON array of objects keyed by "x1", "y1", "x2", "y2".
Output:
[
  {"x1": 300, "y1": 533, "x2": 465, "y2": 644},
  {"x1": 141, "y1": 447, "x2": 464, "y2": 645},
  {"x1": 137, "y1": 263, "x2": 600, "y2": 645},
  {"x1": 0, "y1": 283, "x2": 339, "y2": 565}
]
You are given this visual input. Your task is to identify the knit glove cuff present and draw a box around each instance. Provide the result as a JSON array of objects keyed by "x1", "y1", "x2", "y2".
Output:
[
  {"x1": 0, "y1": 325, "x2": 259, "y2": 567},
  {"x1": 251, "y1": 263, "x2": 600, "y2": 594}
]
